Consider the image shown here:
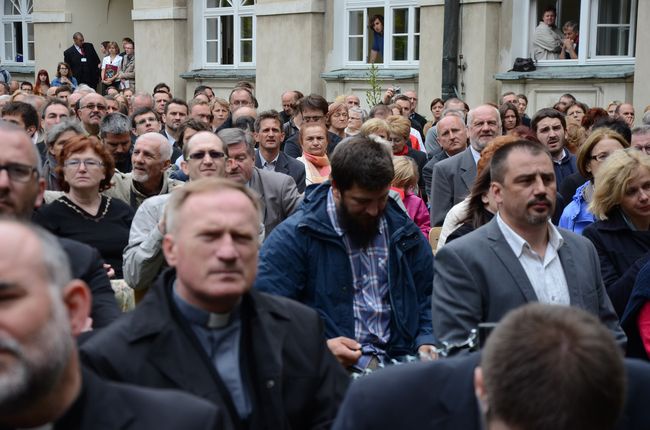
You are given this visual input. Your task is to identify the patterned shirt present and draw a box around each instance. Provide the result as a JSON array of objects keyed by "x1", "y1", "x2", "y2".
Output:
[{"x1": 326, "y1": 189, "x2": 391, "y2": 368}]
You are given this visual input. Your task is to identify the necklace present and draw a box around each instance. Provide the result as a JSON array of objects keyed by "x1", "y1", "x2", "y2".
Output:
[{"x1": 59, "y1": 195, "x2": 111, "y2": 222}]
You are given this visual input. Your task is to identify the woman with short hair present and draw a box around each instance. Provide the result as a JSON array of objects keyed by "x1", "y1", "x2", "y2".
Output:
[{"x1": 297, "y1": 123, "x2": 331, "y2": 187}]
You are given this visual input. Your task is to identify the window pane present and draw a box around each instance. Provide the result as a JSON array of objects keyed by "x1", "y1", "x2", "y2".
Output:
[
  {"x1": 241, "y1": 40, "x2": 252, "y2": 62},
  {"x1": 598, "y1": 0, "x2": 631, "y2": 25},
  {"x1": 596, "y1": 27, "x2": 630, "y2": 56},
  {"x1": 27, "y1": 22, "x2": 33, "y2": 60},
  {"x1": 221, "y1": 14, "x2": 234, "y2": 64},
  {"x1": 349, "y1": 10, "x2": 363, "y2": 36},
  {"x1": 241, "y1": 16, "x2": 252, "y2": 38},
  {"x1": 393, "y1": 36, "x2": 407, "y2": 61},
  {"x1": 4, "y1": 0, "x2": 18, "y2": 15},
  {"x1": 241, "y1": 0, "x2": 254, "y2": 5},
  {"x1": 414, "y1": 7, "x2": 420, "y2": 33},
  {"x1": 393, "y1": 8, "x2": 408, "y2": 34},
  {"x1": 414, "y1": 35, "x2": 419, "y2": 61},
  {"x1": 206, "y1": 18, "x2": 218, "y2": 40},
  {"x1": 206, "y1": 0, "x2": 232, "y2": 8},
  {"x1": 349, "y1": 37, "x2": 363, "y2": 61},
  {"x1": 207, "y1": 41, "x2": 218, "y2": 62},
  {"x1": 13, "y1": 21, "x2": 22, "y2": 62},
  {"x1": 27, "y1": 0, "x2": 32, "y2": 13}
]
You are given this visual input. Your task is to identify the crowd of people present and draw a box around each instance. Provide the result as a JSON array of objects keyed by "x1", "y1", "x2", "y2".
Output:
[{"x1": 4, "y1": 29, "x2": 650, "y2": 430}]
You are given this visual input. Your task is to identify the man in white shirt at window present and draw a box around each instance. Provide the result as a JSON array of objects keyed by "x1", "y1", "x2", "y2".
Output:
[{"x1": 432, "y1": 139, "x2": 625, "y2": 348}]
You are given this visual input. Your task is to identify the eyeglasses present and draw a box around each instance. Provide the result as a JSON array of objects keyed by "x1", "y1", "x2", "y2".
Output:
[
  {"x1": 81, "y1": 104, "x2": 107, "y2": 112},
  {"x1": 0, "y1": 163, "x2": 38, "y2": 182},
  {"x1": 590, "y1": 152, "x2": 612, "y2": 162},
  {"x1": 188, "y1": 150, "x2": 226, "y2": 161},
  {"x1": 302, "y1": 115, "x2": 324, "y2": 123},
  {"x1": 64, "y1": 159, "x2": 104, "y2": 169}
]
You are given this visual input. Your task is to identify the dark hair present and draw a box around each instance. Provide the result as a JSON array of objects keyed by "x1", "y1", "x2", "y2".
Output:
[
  {"x1": 56, "y1": 62, "x2": 74, "y2": 80},
  {"x1": 298, "y1": 94, "x2": 329, "y2": 116},
  {"x1": 41, "y1": 99, "x2": 70, "y2": 119},
  {"x1": 130, "y1": 107, "x2": 159, "y2": 128},
  {"x1": 234, "y1": 116, "x2": 255, "y2": 132},
  {"x1": 581, "y1": 107, "x2": 609, "y2": 130},
  {"x1": 194, "y1": 85, "x2": 213, "y2": 97},
  {"x1": 561, "y1": 93, "x2": 577, "y2": 102},
  {"x1": 20, "y1": 81, "x2": 33, "y2": 90},
  {"x1": 56, "y1": 135, "x2": 115, "y2": 192},
  {"x1": 34, "y1": 69, "x2": 50, "y2": 96},
  {"x1": 330, "y1": 135, "x2": 393, "y2": 192},
  {"x1": 163, "y1": 98, "x2": 188, "y2": 115},
  {"x1": 499, "y1": 102, "x2": 521, "y2": 133},
  {"x1": 369, "y1": 104, "x2": 391, "y2": 118},
  {"x1": 122, "y1": 37, "x2": 134, "y2": 45},
  {"x1": 369, "y1": 14, "x2": 384, "y2": 28},
  {"x1": 531, "y1": 108, "x2": 566, "y2": 132},
  {"x1": 592, "y1": 117, "x2": 632, "y2": 143},
  {"x1": 481, "y1": 304, "x2": 625, "y2": 430},
  {"x1": 490, "y1": 139, "x2": 550, "y2": 184},
  {"x1": 55, "y1": 84, "x2": 73, "y2": 95},
  {"x1": 254, "y1": 109, "x2": 282, "y2": 133},
  {"x1": 517, "y1": 94, "x2": 528, "y2": 104},
  {"x1": 1, "y1": 101, "x2": 39, "y2": 130},
  {"x1": 177, "y1": 118, "x2": 210, "y2": 152},
  {"x1": 429, "y1": 98, "x2": 444, "y2": 110},
  {"x1": 565, "y1": 100, "x2": 589, "y2": 116},
  {"x1": 542, "y1": 6, "x2": 557, "y2": 15},
  {"x1": 153, "y1": 82, "x2": 170, "y2": 94}
]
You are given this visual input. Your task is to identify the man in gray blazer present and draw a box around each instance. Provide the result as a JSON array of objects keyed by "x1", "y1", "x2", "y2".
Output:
[
  {"x1": 430, "y1": 105, "x2": 501, "y2": 226},
  {"x1": 219, "y1": 127, "x2": 301, "y2": 236},
  {"x1": 432, "y1": 140, "x2": 626, "y2": 348},
  {"x1": 254, "y1": 110, "x2": 306, "y2": 193}
]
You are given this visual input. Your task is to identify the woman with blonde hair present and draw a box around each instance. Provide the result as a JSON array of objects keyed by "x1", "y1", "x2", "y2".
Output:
[
  {"x1": 560, "y1": 128, "x2": 629, "y2": 233},
  {"x1": 385, "y1": 115, "x2": 427, "y2": 199},
  {"x1": 583, "y1": 148, "x2": 650, "y2": 317},
  {"x1": 327, "y1": 102, "x2": 348, "y2": 139},
  {"x1": 297, "y1": 123, "x2": 331, "y2": 187},
  {"x1": 211, "y1": 97, "x2": 230, "y2": 131},
  {"x1": 391, "y1": 156, "x2": 430, "y2": 237}
]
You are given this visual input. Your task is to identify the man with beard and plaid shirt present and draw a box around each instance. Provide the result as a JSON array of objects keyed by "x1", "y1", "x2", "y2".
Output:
[{"x1": 255, "y1": 135, "x2": 437, "y2": 372}]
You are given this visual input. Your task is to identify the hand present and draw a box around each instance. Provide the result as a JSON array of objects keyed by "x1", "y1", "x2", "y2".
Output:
[
  {"x1": 382, "y1": 88, "x2": 395, "y2": 104},
  {"x1": 327, "y1": 336, "x2": 362, "y2": 367},
  {"x1": 418, "y1": 344, "x2": 439, "y2": 361},
  {"x1": 103, "y1": 263, "x2": 115, "y2": 279},
  {"x1": 563, "y1": 38, "x2": 574, "y2": 49}
]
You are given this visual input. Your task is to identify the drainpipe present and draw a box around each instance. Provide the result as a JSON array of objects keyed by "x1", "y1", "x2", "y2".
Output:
[{"x1": 441, "y1": 0, "x2": 460, "y2": 100}]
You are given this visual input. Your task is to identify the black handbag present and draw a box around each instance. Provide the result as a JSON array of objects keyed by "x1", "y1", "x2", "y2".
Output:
[{"x1": 510, "y1": 57, "x2": 536, "y2": 72}]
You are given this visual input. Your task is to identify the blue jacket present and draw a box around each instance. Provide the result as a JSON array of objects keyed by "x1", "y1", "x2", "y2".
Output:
[
  {"x1": 559, "y1": 180, "x2": 594, "y2": 234},
  {"x1": 553, "y1": 150, "x2": 578, "y2": 190},
  {"x1": 255, "y1": 182, "x2": 436, "y2": 357}
]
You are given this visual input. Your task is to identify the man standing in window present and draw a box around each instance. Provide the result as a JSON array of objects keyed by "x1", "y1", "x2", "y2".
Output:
[
  {"x1": 532, "y1": 7, "x2": 563, "y2": 61},
  {"x1": 369, "y1": 14, "x2": 384, "y2": 63},
  {"x1": 63, "y1": 32, "x2": 101, "y2": 90}
]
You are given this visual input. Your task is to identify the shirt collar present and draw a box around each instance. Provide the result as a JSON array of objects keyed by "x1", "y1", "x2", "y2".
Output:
[
  {"x1": 172, "y1": 281, "x2": 238, "y2": 329},
  {"x1": 469, "y1": 146, "x2": 481, "y2": 165},
  {"x1": 259, "y1": 150, "x2": 280, "y2": 167},
  {"x1": 496, "y1": 212, "x2": 564, "y2": 257}
]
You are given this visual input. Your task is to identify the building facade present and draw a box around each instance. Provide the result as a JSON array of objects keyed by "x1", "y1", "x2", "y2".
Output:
[{"x1": 2, "y1": 0, "x2": 647, "y2": 122}]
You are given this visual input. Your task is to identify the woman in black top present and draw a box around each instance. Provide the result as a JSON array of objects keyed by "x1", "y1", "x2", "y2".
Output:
[
  {"x1": 583, "y1": 148, "x2": 650, "y2": 316},
  {"x1": 34, "y1": 135, "x2": 134, "y2": 279}
]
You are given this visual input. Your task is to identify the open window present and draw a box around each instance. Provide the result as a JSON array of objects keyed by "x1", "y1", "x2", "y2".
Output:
[
  {"x1": 199, "y1": 0, "x2": 255, "y2": 68},
  {"x1": 344, "y1": 1, "x2": 420, "y2": 66},
  {"x1": 1, "y1": 0, "x2": 33, "y2": 64},
  {"x1": 528, "y1": 0, "x2": 636, "y2": 65}
]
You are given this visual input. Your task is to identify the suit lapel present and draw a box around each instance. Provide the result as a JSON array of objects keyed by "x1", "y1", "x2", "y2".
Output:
[
  {"x1": 459, "y1": 149, "x2": 477, "y2": 194},
  {"x1": 275, "y1": 153, "x2": 289, "y2": 174},
  {"x1": 558, "y1": 242, "x2": 581, "y2": 306},
  {"x1": 254, "y1": 150, "x2": 263, "y2": 169},
  {"x1": 486, "y1": 219, "x2": 539, "y2": 302}
]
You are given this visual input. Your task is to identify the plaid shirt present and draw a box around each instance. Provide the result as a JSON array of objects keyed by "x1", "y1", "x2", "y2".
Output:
[{"x1": 326, "y1": 190, "x2": 391, "y2": 368}]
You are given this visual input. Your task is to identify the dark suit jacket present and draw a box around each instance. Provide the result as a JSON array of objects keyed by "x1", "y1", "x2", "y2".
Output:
[
  {"x1": 432, "y1": 217, "x2": 626, "y2": 347},
  {"x1": 63, "y1": 43, "x2": 101, "y2": 89},
  {"x1": 80, "y1": 269, "x2": 349, "y2": 430},
  {"x1": 255, "y1": 150, "x2": 307, "y2": 193},
  {"x1": 422, "y1": 150, "x2": 449, "y2": 201},
  {"x1": 59, "y1": 238, "x2": 120, "y2": 329},
  {"x1": 52, "y1": 367, "x2": 221, "y2": 429},
  {"x1": 430, "y1": 147, "x2": 476, "y2": 226},
  {"x1": 332, "y1": 353, "x2": 650, "y2": 430}
]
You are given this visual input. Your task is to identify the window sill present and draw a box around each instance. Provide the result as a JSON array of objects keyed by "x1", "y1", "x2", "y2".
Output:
[
  {"x1": 3, "y1": 64, "x2": 34, "y2": 74},
  {"x1": 179, "y1": 69, "x2": 256, "y2": 80},
  {"x1": 321, "y1": 68, "x2": 419, "y2": 81},
  {"x1": 495, "y1": 64, "x2": 634, "y2": 81}
]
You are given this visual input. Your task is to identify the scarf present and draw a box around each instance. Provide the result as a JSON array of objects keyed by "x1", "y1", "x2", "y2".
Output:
[
  {"x1": 394, "y1": 144, "x2": 409, "y2": 156},
  {"x1": 303, "y1": 152, "x2": 331, "y2": 184}
]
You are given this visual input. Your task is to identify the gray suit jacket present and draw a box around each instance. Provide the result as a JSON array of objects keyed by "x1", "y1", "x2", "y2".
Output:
[
  {"x1": 255, "y1": 150, "x2": 307, "y2": 193},
  {"x1": 249, "y1": 167, "x2": 302, "y2": 236},
  {"x1": 432, "y1": 217, "x2": 627, "y2": 348},
  {"x1": 430, "y1": 148, "x2": 476, "y2": 227}
]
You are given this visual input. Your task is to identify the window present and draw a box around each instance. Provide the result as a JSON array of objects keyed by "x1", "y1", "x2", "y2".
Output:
[
  {"x1": 200, "y1": 0, "x2": 255, "y2": 67},
  {"x1": 527, "y1": 0, "x2": 636, "y2": 65},
  {"x1": 1, "y1": 0, "x2": 33, "y2": 64},
  {"x1": 344, "y1": 1, "x2": 420, "y2": 66}
]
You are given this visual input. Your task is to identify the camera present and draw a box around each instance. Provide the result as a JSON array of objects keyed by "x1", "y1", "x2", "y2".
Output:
[{"x1": 393, "y1": 87, "x2": 401, "y2": 95}]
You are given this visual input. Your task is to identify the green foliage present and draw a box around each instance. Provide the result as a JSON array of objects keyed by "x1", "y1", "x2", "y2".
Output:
[{"x1": 365, "y1": 63, "x2": 382, "y2": 107}]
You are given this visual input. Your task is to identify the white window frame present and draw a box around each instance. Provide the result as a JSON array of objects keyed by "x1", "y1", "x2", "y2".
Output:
[
  {"x1": 1, "y1": 0, "x2": 33, "y2": 65},
  {"x1": 342, "y1": 0, "x2": 420, "y2": 68},
  {"x1": 523, "y1": 0, "x2": 636, "y2": 67},
  {"x1": 194, "y1": 0, "x2": 256, "y2": 69}
]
